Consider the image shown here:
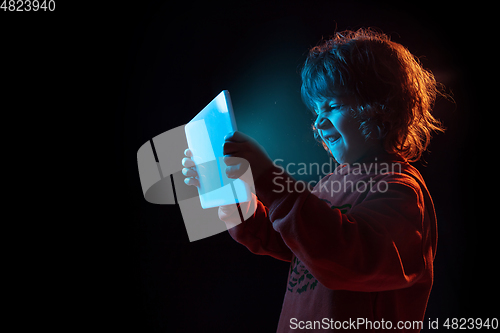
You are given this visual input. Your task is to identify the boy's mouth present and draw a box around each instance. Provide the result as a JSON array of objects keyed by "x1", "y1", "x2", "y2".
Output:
[{"x1": 324, "y1": 133, "x2": 341, "y2": 145}]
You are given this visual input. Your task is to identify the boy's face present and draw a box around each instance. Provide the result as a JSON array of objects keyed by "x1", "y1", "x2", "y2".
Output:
[{"x1": 313, "y1": 97, "x2": 382, "y2": 164}]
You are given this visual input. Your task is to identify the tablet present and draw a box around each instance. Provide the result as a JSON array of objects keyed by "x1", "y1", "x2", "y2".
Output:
[{"x1": 185, "y1": 90, "x2": 253, "y2": 209}]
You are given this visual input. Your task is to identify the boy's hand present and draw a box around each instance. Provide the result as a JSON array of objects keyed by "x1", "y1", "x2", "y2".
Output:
[
  {"x1": 182, "y1": 149, "x2": 200, "y2": 187},
  {"x1": 223, "y1": 131, "x2": 274, "y2": 182},
  {"x1": 182, "y1": 131, "x2": 273, "y2": 186}
]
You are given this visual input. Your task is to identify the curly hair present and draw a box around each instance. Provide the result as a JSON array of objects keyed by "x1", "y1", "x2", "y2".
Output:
[{"x1": 301, "y1": 28, "x2": 446, "y2": 162}]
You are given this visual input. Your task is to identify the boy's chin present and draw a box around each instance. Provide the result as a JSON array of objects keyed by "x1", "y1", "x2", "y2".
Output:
[{"x1": 329, "y1": 152, "x2": 342, "y2": 164}]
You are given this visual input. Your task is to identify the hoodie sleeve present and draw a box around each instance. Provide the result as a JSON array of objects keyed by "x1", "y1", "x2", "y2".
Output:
[
  {"x1": 252, "y1": 165, "x2": 432, "y2": 292},
  {"x1": 218, "y1": 194, "x2": 293, "y2": 262}
]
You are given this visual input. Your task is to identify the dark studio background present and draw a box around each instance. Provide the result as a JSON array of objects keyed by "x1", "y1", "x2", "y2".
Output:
[{"x1": 111, "y1": 1, "x2": 490, "y2": 332}]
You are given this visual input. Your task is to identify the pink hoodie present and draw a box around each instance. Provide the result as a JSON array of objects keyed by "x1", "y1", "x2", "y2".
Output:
[{"x1": 219, "y1": 154, "x2": 437, "y2": 332}]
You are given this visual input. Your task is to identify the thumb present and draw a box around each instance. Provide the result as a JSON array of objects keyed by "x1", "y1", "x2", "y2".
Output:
[{"x1": 224, "y1": 131, "x2": 254, "y2": 143}]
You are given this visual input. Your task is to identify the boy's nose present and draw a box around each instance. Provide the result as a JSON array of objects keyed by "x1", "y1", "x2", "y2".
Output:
[{"x1": 315, "y1": 115, "x2": 331, "y2": 130}]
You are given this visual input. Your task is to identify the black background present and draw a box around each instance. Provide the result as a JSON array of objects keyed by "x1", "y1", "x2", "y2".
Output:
[{"x1": 107, "y1": 1, "x2": 490, "y2": 332}]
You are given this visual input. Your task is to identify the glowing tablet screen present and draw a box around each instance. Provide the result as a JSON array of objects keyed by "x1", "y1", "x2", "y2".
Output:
[{"x1": 185, "y1": 90, "x2": 252, "y2": 209}]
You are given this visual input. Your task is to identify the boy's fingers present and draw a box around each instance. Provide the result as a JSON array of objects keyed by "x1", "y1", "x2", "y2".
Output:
[
  {"x1": 184, "y1": 148, "x2": 193, "y2": 157},
  {"x1": 182, "y1": 168, "x2": 198, "y2": 177},
  {"x1": 182, "y1": 157, "x2": 195, "y2": 168},
  {"x1": 223, "y1": 155, "x2": 249, "y2": 167},
  {"x1": 224, "y1": 131, "x2": 239, "y2": 142},
  {"x1": 225, "y1": 163, "x2": 250, "y2": 179},
  {"x1": 224, "y1": 131, "x2": 252, "y2": 143},
  {"x1": 183, "y1": 177, "x2": 200, "y2": 187},
  {"x1": 225, "y1": 165, "x2": 239, "y2": 179},
  {"x1": 223, "y1": 141, "x2": 238, "y2": 156},
  {"x1": 223, "y1": 141, "x2": 249, "y2": 156}
]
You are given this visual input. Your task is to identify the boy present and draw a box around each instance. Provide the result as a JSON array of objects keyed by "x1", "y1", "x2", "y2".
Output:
[{"x1": 183, "y1": 29, "x2": 443, "y2": 332}]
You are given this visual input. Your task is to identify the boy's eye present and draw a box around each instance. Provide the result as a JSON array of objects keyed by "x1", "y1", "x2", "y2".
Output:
[
  {"x1": 313, "y1": 104, "x2": 344, "y2": 119},
  {"x1": 329, "y1": 104, "x2": 343, "y2": 110}
]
